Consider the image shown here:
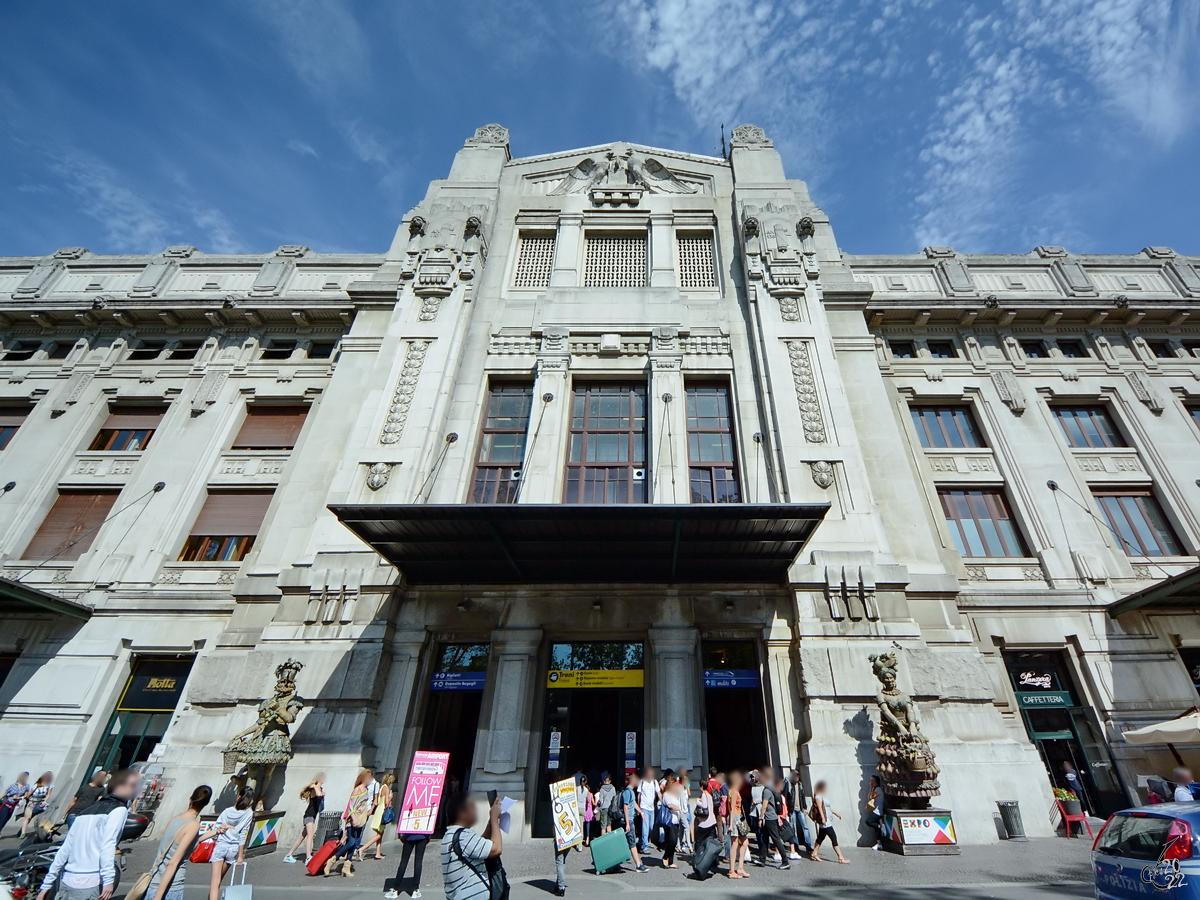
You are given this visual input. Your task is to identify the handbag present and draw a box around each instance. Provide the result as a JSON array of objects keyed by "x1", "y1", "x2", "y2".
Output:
[
  {"x1": 125, "y1": 844, "x2": 173, "y2": 900},
  {"x1": 452, "y1": 828, "x2": 509, "y2": 900},
  {"x1": 381, "y1": 806, "x2": 396, "y2": 826},
  {"x1": 190, "y1": 838, "x2": 216, "y2": 864}
]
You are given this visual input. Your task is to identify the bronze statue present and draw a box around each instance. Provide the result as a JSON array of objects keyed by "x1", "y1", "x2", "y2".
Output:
[
  {"x1": 869, "y1": 651, "x2": 940, "y2": 807},
  {"x1": 225, "y1": 658, "x2": 304, "y2": 807}
]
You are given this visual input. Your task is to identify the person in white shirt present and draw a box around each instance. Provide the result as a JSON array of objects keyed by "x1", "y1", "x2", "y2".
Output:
[
  {"x1": 37, "y1": 769, "x2": 139, "y2": 900},
  {"x1": 1173, "y1": 767, "x2": 1196, "y2": 802},
  {"x1": 209, "y1": 788, "x2": 254, "y2": 900},
  {"x1": 636, "y1": 767, "x2": 658, "y2": 854}
]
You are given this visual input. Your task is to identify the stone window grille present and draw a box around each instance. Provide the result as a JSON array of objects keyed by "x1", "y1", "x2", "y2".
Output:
[
  {"x1": 513, "y1": 233, "x2": 555, "y2": 289},
  {"x1": 677, "y1": 233, "x2": 717, "y2": 289},
  {"x1": 584, "y1": 233, "x2": 647, "y2": 288}
]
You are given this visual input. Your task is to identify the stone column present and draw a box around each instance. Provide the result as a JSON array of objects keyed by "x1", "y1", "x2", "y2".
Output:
[
  {"x1": 761, "y1": 618, "x2": 803, "y2": 772},
  {"x1": 648, "y1": 330, "x2": 688, "y2": 504},
  {"x1": 649, "y1": 212, "x2": 674, "y2": 287},
  {"x1": 550, "y1": 213, "x2": 582, "y2": 287},
  {"x1": 471, "y1": 628, "x2": 542, "y2": 832},
  {"x1": 519, "y1": 340, "x2": 569, "y2": 503},
  {"x1": 371, "y1": 629, "x2": 429, "y2": 777},
  {"x1": 647, "y1": 626, "x2": 703, "y2": 771}
]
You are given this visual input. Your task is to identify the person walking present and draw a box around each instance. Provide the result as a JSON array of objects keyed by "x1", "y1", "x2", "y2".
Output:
[
  {"x1": 440, "y1": 791, "x2": 502, "y2": 900},
  {"x1": 354, "y1": 770, "x2": 381, "y2": 861},
  {"x1": 62, "y1": 772, "x2": 108, "y2": 830},
  {"x1": 691, "y1": 779, "x2": 718, "y2": 861},
  {"x1": 0, "y1": 772, "x2": 30, "y2": 835},
  {"x1": 209, "y1": 787, "x2": 254, "y2": 899},
  {"x1": 864, "y1": 775, "x2": 884, "y2": 851},
  {"x1": 725, "y1": 771, "x2": 750, "y2": 879},
  {"x1": 361, "y1": 773, "x2": 395, "y2": 861},
  {"x1": 620, "y1": 773, "x2": 647, "y2": 873},
  {"x1": 677, "y1": 768, "x2": 693, "y2": 855},
  {"x1": 20, "y1": 771, "x2": 54, "y2": 838},
  {"x1": 809, "y1": 781, "x2": 849, "y2": 864},
  {"x1": 145, "y1": 785, "x2": 212, "y2": 900},
  {"x1": 751, "y1": 767, "x2": 790, "y2": 869},
  {"x1": 659, "y1": 772, "x2": 685, "y2": 869},
  {"x1": 385, "y1": 832, "x2": 430, "y2": 899},
  {"x1": 596, "y1": 774, "x2": 616, "y2": 835},
  {"x1": 283, "y1": 773, "x2": 325, "y2": 863},
  {"x1": 36, "y1": 768, "x2": 139, "y2": 900},
  {"x1": 636, "y1": 767, "x2": 657, "y2": 854},
  {"x1": 1062, "y1": 761, "x2": 1092, "y2": 814},
  {"x1": 785, "y1": 770, "x2": 812, "y2": 856},
  {"x1": 326, "y1": 770, "x2": 372, "y2": 876},
  {"x1": 578, "y1": 776, "x2": 593, "y2": 848}
]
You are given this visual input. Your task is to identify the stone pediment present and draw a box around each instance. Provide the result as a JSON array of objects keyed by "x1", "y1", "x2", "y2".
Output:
[{"x1": 520, "y1": 143, "x2": 712, "y2": 201}]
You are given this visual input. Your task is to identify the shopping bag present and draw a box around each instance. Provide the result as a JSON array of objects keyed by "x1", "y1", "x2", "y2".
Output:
[
  {"x1": 589, "y1": 829, "x2": 631, "y2": 874},
  {"x1": 222, "y1": 862, "x2": 252, "y2": 900}
]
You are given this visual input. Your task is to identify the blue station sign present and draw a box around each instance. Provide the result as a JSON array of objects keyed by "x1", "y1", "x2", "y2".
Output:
[
  {"x1": 703, "y1": 669, "x2": 760, "y2": 689},
  {"x1": 430, "y1": 671, "x2": 487, "y2": 691}
]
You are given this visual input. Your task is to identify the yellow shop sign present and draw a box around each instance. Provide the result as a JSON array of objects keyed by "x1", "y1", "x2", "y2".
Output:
[{"x1": 546, "y1": 669, "x2": 644, "y2": 689}]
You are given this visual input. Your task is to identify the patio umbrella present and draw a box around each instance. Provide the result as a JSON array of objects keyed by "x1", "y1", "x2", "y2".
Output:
[{"x1": 1123, "y1": 707, "x2": 1200, "y2": 766}]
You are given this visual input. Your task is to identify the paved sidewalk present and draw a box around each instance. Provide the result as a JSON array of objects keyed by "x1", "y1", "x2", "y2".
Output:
[{"x1": 98, "y1": 832, "x2": 1096, "y2": 899}]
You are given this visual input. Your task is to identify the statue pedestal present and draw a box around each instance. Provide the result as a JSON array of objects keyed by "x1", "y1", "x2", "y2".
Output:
[
  {"x1": 200, "y1": 810, "x2": 286, "y2": 858},
  {"x1": 880, "y1": 809, "x2": 959, "y2": 856}
]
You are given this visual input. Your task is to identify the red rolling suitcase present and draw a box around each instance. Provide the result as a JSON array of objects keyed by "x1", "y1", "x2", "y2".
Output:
[{"x1": 305, "y1": 840, "x2": 340, "y2": 875}]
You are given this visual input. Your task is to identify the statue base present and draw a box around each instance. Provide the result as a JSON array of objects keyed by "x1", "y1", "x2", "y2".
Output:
[
  {"x1": 880, "y1": 808, "x2": 959, "y2": 856},
  {"x1": 200, "y1": 810, "x2": 285, "y2": 858}
]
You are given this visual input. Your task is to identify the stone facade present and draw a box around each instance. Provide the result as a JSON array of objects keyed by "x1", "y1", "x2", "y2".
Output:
[{"x1": 0, "y1": 125, "x2": 1197, "y2": 844}]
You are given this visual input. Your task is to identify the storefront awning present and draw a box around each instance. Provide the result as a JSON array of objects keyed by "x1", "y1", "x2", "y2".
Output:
[
  {"x1": 1109, "y1": 565, "x2": 1200, "y2": 617},
  {"x1": 0, "y1": 576, "x2": 93, "y2": 620},
  {"x1": 329, "y1": 503, "x2": 829, "y2": 585}
]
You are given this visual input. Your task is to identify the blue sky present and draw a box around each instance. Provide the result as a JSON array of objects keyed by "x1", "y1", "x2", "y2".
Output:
[{"x1": 2, "y1": 1, "x2": 1198, "y2": 258}]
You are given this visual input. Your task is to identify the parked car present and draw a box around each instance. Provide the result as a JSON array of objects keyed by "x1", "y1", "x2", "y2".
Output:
[{"x1": 1093, "y1": 802, "x2": 1200, "y2": 898}]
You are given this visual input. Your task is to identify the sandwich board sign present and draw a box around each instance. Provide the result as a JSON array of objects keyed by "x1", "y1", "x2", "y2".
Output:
[
  {"x1": 397, "y1": 751, "x2": 450, "y2": 835},
  {"x1": 549, "y1": 777, "x2": 582, "y2": 851}
]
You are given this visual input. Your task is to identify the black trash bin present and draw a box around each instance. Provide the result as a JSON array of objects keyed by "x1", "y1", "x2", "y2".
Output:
[{"x1": 996, "y1": 800, "x2": 1027, "y2": 841}]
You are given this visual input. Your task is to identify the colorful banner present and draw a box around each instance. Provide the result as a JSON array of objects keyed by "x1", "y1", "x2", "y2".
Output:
[
  {"x1": 882, "y1": 810, "x2": 957, "y2": 845},
  {"x1": 398, "y1": 751, "x2": 450, "y2": 835},
  {"x1": 430, "y1": 671, "x2": 486, "y2": 691},
  {"x1": 546, "y1": 669, "x2": 644, "y2": 689},
  {"x1": 247, "y1": 815, "x2": 281, "y2": 848},
  {"x1": 550, "y1": 777, "x2": 583, "y2": 851},
  {"x1": 703, "y1": 669, "x2": 760, "y2": 689}
]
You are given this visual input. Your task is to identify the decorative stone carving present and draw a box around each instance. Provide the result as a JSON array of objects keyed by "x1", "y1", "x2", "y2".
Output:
[
  {"x1": 551, "y1": 146, "x2": 695, "y2": 205},
  {"x1": 216, "y1": 569, "x2": 236, "y2": 585},
  {"x1": 730, "y1": 124, "x2": 771, "y2": 146},
  {"x1": 1132, "y1": 565, "x2": 1152, "y2": 579},
  {"x1": 191, "y1": 371, "x2": 227, "y2": 415},
  {"x1": 13, "y1": 260, "x2": 64, "y2": 299},
  {"x1": 1126, "y1": 370, "x2": 1163, "y2": 412},
  {"x1": 965, "y1": 566, "x2": 986, "y2": 581},
  {"x1": 1166, "y1": 257, "x2": 1200, "y2": 297},
  {"x1": 936, "y1": 257, "x2": 977, "y2": 296},
  {"x1": 465, "y1": 123, "x2": 510, "y2": 147},
  {"x1": 223, "y1": 658, "x2": 304, "y2": 802},
  {"x1": 365, "y1": 462, "x2": 395, "y2": 491},
  {"x1": 157, "y1": 569, "x2": 183, "y2": 584},
  {"x1": 163, "y1": 245, "x2": 196, "y2": 258},
  {"x1": 870, "y1": 651, "x2": 941, "y2": 808},
  {"x1": 1023, "y1": 566, "x2": 1047, "y2": 581},
  {"x1": 990, "y1": 369, "x2": 1026, "y2": 413},
  {"x1": 51, "y1": 372, "x2": 92, "y2": 416},
  {"x1": 1052, "y1": 257, "x2": 1098, "y2": 296},
  {"x1": 810, "y1": 461, "x2": 834, "y2": 489},
  {"x1": 403, "y1": 201, "x2": 491, "y2": 309},
  {"x1": 785, "y1": 341, "x2": 826, "y2": 442},
  {"x1": 380, "y1": 340, "x2": 429, "y2": 444},
  {"x1": 742, "y1": 201, "x2": 810, "y2": 306},
  {"x1": 53, "y1": 247, "x2": 89, "y2": 260}
]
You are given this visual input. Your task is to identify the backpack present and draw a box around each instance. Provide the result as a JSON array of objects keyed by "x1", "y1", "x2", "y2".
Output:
[{"x1": 610, "y1": 789, "x2": 626, "y2": 827}]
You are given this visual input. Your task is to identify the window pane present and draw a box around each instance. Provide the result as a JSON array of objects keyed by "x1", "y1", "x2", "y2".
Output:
[
  {"x1": 938, "y1": 489, "x2": 1026, "y2": 558},
  {"x1": 1095, "y1": 492, "x2": 1182, "y2": 557},
  {"x1": 565, "y1": 385, "x2": 647, "y2": 504},
  {"x1": 1054, "y1": 408, "x2": 1122, "y2": 449},
  {"x1": 910, "y1": 407, "x2": 983, "y2": 449},
  {"x1": 686, "y1": 385, "x2": 739, "y2": 504},
  {"x1": 890, "y1": 341, "x2": 915, "y2": 358},
  {"x1": 472, "y1": 384, "x2": 533, "y2": 504}
]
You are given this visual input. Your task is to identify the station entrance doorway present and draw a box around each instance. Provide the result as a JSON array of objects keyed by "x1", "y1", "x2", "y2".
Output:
[
  {"x1": 533, "y1": 642, "x2": 644, "y2": 838},
  {"x1": 702, "y1": 639, "x2": 769, "y2": 772},
  {"x1": 419, "y1": 643, "x2": 489, "y2": 792}
]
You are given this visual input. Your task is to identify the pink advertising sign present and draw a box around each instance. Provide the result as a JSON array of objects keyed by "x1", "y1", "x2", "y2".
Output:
[{"x1": 397, "y1": 751, "x2": 450, "y2": 835}]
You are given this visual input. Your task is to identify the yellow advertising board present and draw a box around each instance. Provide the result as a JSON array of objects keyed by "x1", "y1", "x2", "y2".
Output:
[{"x1": 546, "y1": 669, "x2": 644, "y2": 689}]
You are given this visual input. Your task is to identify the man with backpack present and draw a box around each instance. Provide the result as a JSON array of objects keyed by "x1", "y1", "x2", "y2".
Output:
[
  {"x1": 621, "y1": 774, "x2": 647, "y2": 873},
  {"x1": 596, "y1": 774, "x2": 616, "y2": 834},
  {"x1": 752, "y1": 767, "x2": 791, "y2": 870}
]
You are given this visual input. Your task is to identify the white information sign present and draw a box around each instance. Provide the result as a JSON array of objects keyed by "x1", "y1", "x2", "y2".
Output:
[{"x1": 549, "y1": 777, "x2": 583, "y2": 851}]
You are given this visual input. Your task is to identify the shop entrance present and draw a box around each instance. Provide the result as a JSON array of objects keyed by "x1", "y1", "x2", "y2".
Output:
[
  {"x1": 533, "y1": 642, "x2": 644, "y2": 838},
  {"x1": 419, "y1": 643, "x2": 489, "y2": 792},
  {"x1": 88, "y1": 657, "x2": 193, "y2": 774},
  {"x1": 702, "y1": 639, "x2": 770, "y2": 772},
  {"x1": 1004, "y1": 650, "x2": 1127, "y2": 817}
]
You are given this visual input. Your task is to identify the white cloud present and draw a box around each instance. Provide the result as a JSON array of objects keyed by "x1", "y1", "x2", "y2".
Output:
[
  {"x1": 191, "y1": 206, "x2": 244, "y2": 254},
  {"x1": 286, "y1": 139, "x2": 319, "y2": 159},
  {"x1": 50, "y1": 150, "x2": 171, "y2": 252},
  {"x1": 255, "y1": 0, "x2": 368, "y2": 102}
]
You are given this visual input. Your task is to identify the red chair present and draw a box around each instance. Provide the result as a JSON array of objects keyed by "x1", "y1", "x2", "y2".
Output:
[{"x1": 1057, "y1": 800, "x2": 1094, "y2": 839}]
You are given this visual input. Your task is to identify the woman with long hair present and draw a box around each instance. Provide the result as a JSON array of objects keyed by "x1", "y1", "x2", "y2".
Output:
[
  {"x1": 209, "y1": 788, "x2": 255, "y2": 900},
  {"x1": 282, "y1": 773, "x2": 325, "y2": 863},
  {"x1": 358, "y1": 772, "x2": 394, "y2": 861},
  {"x1": 146, "y1": 785, "x2": 212, "y2": 900},
  {"x1": 19, "y1": 771, "x2": 53, "y2": 838},
  {"x1": 660, "y1": 772, "x2": 686, "y2": 869},
  {"x1": 325, "y1": 769, "x2": 372, "y2": 877},
  {"x1": 725, "y1": 771, "x2": 750, "y2": 878}
]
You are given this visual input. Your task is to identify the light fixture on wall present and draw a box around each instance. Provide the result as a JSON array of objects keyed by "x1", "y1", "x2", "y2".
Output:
[
  {"x1": 2, "y1": 481, "x2": 15, "y2": 493},
  {"x1": 592, "y1": 599, "x2": 601, "y2": 611}
]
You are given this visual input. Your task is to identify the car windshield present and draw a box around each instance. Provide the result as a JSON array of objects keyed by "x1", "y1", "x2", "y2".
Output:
[{"x1": 1095, "y1": 814, "x2": 1175, "y2": 861}]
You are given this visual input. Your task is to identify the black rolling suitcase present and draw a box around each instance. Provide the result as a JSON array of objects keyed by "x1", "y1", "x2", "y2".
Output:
[{"x1": 691, "y1": 834, "x2": 722, "y2": 879}]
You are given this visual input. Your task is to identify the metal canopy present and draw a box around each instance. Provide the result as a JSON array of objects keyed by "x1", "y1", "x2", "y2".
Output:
[
  {"x1": 329, "y1": 503, "x2": 829, "y2": 585},
  {"x1": 0, "y1": 576, "x2": 93, "y2": 620},
  {"x1": 1109, "y1": 565, "x2": 1200, "y2": 617}
]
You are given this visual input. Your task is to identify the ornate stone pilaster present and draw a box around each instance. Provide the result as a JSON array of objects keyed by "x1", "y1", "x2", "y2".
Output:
[
  {"x1": 372, "y1": 629, "x2": 429, "y2": 776},
  {"x1": 647, "y1": 626, "x2": 702, "y2": 772}
]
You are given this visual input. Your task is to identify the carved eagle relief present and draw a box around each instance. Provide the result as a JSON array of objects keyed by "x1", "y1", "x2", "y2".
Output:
[{"x1": 549, "y1": 148, "x2": 696, "y2": 196}]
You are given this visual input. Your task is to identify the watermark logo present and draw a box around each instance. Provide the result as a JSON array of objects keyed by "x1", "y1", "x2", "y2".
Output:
[{"x1": 1141, "y1": 835, "x2": 1189, "y2": 891}]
